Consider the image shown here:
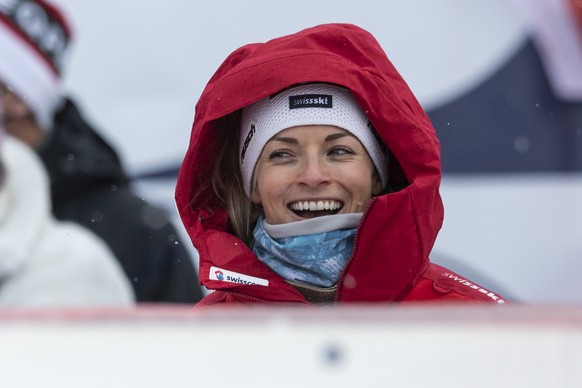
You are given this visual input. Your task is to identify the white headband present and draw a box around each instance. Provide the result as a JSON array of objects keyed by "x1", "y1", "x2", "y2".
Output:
[{"x1": 239, "y1": 83, "x2": 388, "y2": 197}]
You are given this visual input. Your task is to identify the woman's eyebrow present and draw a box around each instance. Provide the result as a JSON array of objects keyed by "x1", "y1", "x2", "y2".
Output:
[
  {"x1": 325, "y1": 132, "x2": 353, "y2": 142},
  {"x1": 269, "y1": 136, "x2": 298, "y2": 144},
  {"x1": 269, "y1": 131, "x2": 355, "y2": 144}
]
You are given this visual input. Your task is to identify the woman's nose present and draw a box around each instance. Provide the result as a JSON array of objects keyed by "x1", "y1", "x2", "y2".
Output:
[{"x1": 297, "y1": 157, "x2": 330, "y2": 187}]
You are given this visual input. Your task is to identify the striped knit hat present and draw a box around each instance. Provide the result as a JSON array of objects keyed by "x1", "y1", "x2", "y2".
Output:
[{"x1": 0, "y1": 0, "x2": 73, "y2": 130}]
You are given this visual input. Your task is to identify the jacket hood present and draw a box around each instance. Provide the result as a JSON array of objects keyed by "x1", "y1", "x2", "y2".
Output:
[{"x1": 176, "y1": 23, "x2": 443, "y2": 303}]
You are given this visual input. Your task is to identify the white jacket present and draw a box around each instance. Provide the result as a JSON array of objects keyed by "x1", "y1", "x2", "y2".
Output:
[{"x1": 0, "y1": 137, "x2": 134, "y2": 307}]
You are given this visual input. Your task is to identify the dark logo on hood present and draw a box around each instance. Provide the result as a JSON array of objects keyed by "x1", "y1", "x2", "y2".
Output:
[
  {"x1": 289, "y1": 94, "x2": 333, "y2": 109},
  {"x1": 240, "y1": 123, "x2": 256, "y2": 162}
]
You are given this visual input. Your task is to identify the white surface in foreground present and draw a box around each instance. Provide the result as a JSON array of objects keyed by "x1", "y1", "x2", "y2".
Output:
[{"x1": 0, "y1": 305, "x2": 580, "y2": 388}]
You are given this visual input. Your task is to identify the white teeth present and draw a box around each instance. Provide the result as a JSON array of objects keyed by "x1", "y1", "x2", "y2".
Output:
[{"x1": 291, "y1": 200, "x2": 342, "y2": 211}]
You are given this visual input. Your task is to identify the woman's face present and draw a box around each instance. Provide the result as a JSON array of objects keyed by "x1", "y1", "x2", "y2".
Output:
[{"x1": 251, "y1": 125, "x2": 382, "y2": 225}]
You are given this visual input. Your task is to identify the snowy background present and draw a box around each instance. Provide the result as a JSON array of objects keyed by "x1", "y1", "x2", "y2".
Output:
[{"x1": 57, "y1": 0, "x2": 582, "y2": 304}]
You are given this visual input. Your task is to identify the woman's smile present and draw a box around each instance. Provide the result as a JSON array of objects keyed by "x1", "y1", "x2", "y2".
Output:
[{"x1": 288, "y1": 199, "x2": 344, "y2": 218}]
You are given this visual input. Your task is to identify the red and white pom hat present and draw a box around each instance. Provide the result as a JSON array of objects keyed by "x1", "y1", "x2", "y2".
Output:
[
  {"x1": 0, "y1": 0, "x2": 73, "y2": 130},
  {"x1": 239, "y1": 83, "x2": 389, "y2": 197}
]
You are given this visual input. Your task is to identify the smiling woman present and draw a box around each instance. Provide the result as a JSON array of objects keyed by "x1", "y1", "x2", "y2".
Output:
[
  {"x1": 175, "y1": 23, "x2": 508, "y2": 306},
  {"x1": 252, "y1": 125, "x2": 380, "y2": 223},
  {"x1": 244, "y1": 83, "x2": 385, "y2": 228}
]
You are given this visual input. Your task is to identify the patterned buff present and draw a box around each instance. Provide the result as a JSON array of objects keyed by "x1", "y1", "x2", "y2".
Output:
[{"x1": 252, "y1": 216, "x2": 357, "y2": 287}]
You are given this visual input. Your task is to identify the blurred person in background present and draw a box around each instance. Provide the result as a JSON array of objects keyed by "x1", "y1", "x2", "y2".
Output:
[
  {"x1": 0, "y1": 119, "x2": 134, "y2": 306},
  {"x1": 0, "y1": 0, "x2": 202, "y2": 304},
  {"x1": 175, "y1": 23, "x2": 507, "y2": 307}
]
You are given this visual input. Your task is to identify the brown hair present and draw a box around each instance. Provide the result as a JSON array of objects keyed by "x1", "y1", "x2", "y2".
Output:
[{"x1": 209, "y1": 111, "x2": 261, "y2": 246}]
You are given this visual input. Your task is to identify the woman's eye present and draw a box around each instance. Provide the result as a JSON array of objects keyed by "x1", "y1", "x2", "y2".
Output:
[
  {"x1": 328, "y1": 147, "x2": 353, "y2": 156},
  {"x1": 268, "y1": 150, "x2": 292, "y2": 159}
]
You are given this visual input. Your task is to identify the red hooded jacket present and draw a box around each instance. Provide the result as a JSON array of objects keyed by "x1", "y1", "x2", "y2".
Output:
[{"x1": 175, "y1": 23, "x2": 506, "y2": 307}]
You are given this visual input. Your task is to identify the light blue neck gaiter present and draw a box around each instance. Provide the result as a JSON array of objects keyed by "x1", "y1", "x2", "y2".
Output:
[{"x1": 252, "y1": 214, "x2": 361, "y2": 287}]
